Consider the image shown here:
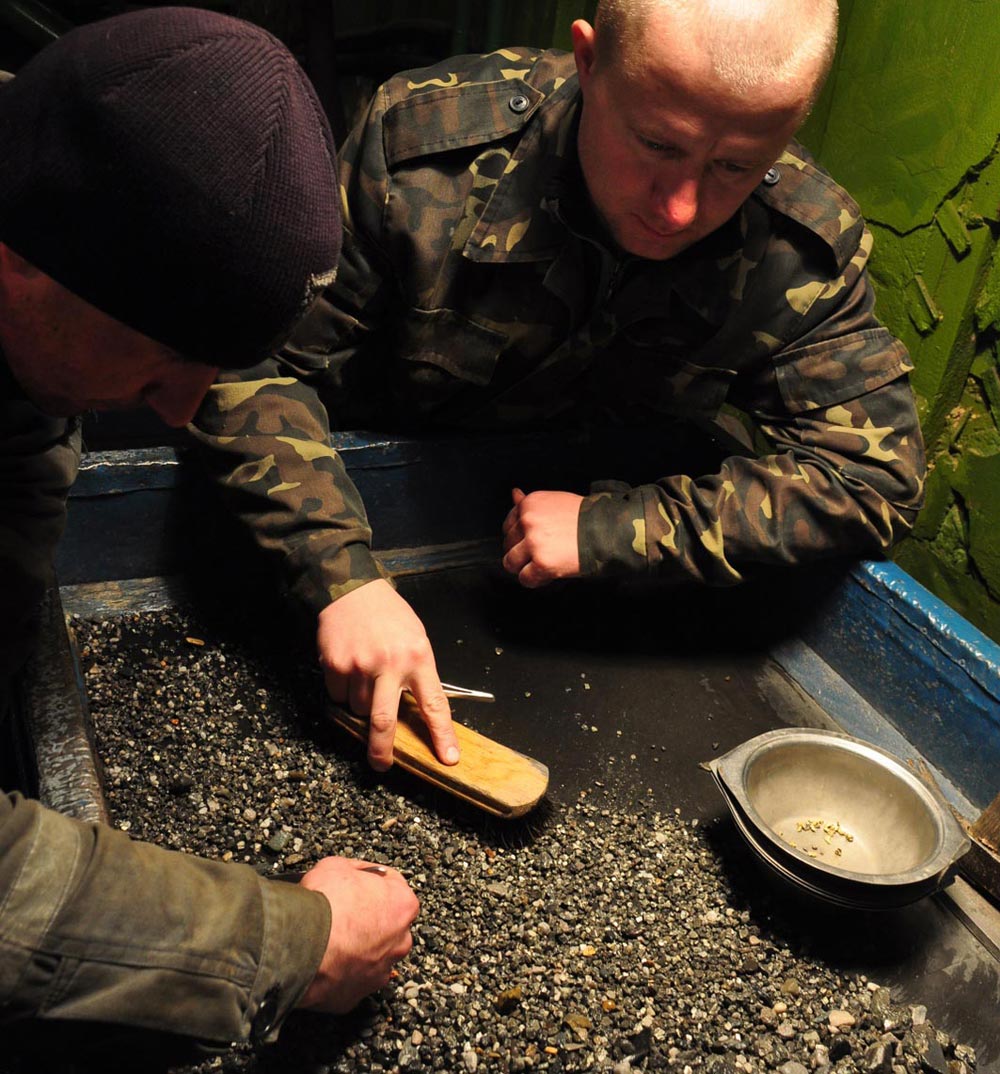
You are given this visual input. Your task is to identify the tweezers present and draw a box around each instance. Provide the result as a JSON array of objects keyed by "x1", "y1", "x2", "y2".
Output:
[
  {"x1": 403, "y1": 681, "x2": 495, "y2": 703},
  {"x1": 441, "y1": 681, "x2": 495, "y2": 701}
]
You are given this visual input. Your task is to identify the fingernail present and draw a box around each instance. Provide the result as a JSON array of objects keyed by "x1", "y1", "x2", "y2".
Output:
[{"x1": 445, "y1": 746, "x2": 460, "y2": 764}]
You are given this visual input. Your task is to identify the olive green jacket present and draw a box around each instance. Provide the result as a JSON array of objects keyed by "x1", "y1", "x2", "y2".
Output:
[
  {"x1": 0, "y1": 352, "x2": 329, "y2": 1043},
  {"x1": 190, "y1": 48, "x2": 925, "y2": 615},
  {"x1": 0, "y1": 793, "x2": 328, "y2": 1042}
]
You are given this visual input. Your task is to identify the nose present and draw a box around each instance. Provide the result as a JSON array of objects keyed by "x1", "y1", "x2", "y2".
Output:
[
  {"x1": 145, "y1": 363, "x2": 219, "y2": 427},
  {"x1": 651, "y1": 173, "x2": 700, "y2": 233}
]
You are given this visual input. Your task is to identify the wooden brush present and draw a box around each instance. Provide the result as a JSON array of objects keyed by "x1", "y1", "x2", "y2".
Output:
[{"x1": 327, "y1": 696, "x2": 549, "y2": 819}]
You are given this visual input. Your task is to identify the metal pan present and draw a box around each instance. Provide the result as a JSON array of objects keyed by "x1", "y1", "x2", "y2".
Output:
[{"x1": 708, "y1": 728, "x2": 970, "y2": 909}]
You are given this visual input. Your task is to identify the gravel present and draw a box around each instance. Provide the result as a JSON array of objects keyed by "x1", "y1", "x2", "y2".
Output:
[{"x1": 11, "y1": 607, "x2": 981, "y2": 1073}]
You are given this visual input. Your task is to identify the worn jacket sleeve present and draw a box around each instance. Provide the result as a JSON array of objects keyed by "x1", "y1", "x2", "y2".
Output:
[
  {"x1": 0, "y1": 368, "x2": 80, "y2": 682},
  {"x1": 577, "y1": 226, "x2": 926, "y2": 584},
  {"x1": 188, "y1": 89, "x2": 394, "y2": 618},
  {"x1": 0, "y1": 792, "x2": 329, "y2": 1043}
]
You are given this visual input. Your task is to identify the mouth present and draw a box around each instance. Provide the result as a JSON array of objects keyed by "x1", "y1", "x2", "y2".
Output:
[{"x1": 634, "y1": 216, "x2": 686, "y2": 241}]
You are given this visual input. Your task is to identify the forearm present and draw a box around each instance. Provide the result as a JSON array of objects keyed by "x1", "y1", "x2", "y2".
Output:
[
  {"x1": 188, "y1": 160, "x2": 399, "y2": 619},
  {"x1": 578, "y1": 375, "x2": 925, "y2": 584},
  {"x1": 0, "y1": 792, "x2": 329, "y2": 1043}
]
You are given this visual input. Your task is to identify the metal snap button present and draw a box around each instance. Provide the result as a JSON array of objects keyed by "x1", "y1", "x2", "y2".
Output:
[
  {"x1": 508, "y1": 94, "x2": 530, "y2": 114},
  {"x1": 251, "y1": 985, "x2": 281, "y2": 1040},
  {"x1": 763, "y1": 167, "x2": 781, "y2": 186}
]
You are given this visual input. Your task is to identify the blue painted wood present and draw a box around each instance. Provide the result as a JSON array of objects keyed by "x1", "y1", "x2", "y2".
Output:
[
  {"x1": 793, "y1": 560, "x2": 1000, "y2": 812},
  {"x1": 74, "y1": 447, "x2": 181, "y2": 494}
]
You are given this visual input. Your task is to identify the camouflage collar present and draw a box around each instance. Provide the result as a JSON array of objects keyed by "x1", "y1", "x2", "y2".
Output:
[
  {"x1": 461, "y1": 65, "x2": 583, "y2": 264},
  {"x1": 453, "y1": 53, "x2": 856, "y2": 328},
  {"x1": 555, "y1": 173, "x2": 749, "y2": 331}
]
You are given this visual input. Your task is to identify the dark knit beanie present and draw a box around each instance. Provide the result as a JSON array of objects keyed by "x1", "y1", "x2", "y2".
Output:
[{"x1": 0, "y1": 7, "x2": 342, "y2": 367}]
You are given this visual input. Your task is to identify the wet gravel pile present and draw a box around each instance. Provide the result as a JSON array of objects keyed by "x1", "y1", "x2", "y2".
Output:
[{"x1": 61, "y1": 608, "x2": 977, "y2": 1074}]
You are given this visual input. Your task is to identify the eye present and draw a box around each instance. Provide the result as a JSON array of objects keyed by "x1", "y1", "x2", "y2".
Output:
[
  {"x1": 638, "y1": 134, "x2": 679, "y2": 156},
  {"x1": 715, "y1": 160, "x2": 753, "y2": 175}
]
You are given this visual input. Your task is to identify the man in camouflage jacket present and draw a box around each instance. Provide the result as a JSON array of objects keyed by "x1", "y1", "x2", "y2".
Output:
[{"x1": 192, "y1": 0, "x2": 925, "y2": 770}]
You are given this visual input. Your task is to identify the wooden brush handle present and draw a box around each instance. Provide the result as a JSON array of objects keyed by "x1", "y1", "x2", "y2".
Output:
[{"x1": 326, "y1": 700, "x2": 549, "y2": 818}]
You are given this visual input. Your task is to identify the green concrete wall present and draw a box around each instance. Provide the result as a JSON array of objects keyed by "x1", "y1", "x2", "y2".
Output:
[{"x1": 799, "y1": 0, "x2": 1000, "y2": 644}]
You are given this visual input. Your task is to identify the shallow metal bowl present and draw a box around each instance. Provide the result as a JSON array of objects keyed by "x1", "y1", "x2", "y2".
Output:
[{"x1": 709, "y1": 728, "x2": 970, "y2": 909}]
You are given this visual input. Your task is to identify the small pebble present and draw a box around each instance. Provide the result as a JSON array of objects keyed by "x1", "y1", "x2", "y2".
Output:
[{"x1": 829, "y1": 1009, "x2": 857, "y2": 1031}]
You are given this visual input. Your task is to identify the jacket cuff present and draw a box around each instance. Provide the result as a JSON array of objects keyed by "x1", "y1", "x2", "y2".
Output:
[
  {"x1": 578, "y1": 488, "x2": 650, "y2": 577},
  {"x1": 0, "y1": 796, "x2": 331, "y2": 1045},
  {"x1": 248, "y1": 879, "x2": 331, "y2": 1043},
  {"x1": 294, "y1": 540, "x2": 393, "y2": 618}
]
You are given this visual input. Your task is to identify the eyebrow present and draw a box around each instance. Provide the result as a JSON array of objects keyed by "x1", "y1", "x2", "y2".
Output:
[{"x1": 632, "y1": 122, "x2": 772, "y2": 165}]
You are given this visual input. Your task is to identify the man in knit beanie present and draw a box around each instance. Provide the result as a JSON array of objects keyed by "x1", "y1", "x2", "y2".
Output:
[{"x1": 0, "y1": 8, "x2": 418, "y2": 1046}]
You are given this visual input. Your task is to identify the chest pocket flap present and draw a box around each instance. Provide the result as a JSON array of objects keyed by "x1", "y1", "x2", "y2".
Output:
[
  {"x1": 397, "y1": 307, "x2": 506, "y2": 386},
  {"x1": 384, "y1": 80, "x2": 543, "y2": 167}
]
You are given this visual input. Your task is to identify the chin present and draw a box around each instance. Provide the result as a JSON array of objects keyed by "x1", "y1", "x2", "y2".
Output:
[
  {"x1": 612, "y1": 219, "x2": 693, "y2": 261},
  {"x1": 621, "y1": 232, "x2": 688, "y2": 261}
]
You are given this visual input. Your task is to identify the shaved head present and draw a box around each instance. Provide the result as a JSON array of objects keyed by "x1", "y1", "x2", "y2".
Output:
[
  {"x1": 594, "y1": 0, "x2": 838, "y2": 110},
  {"x1": 571, "y1": 0, "x2": 832, "y2": 260}
]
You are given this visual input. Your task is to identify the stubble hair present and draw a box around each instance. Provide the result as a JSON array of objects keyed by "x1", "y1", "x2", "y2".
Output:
[{"x1": 593, "y1": 0, "x2": 839, "y2": 109}]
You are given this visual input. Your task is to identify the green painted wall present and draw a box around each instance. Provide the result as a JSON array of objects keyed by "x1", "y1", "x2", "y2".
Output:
[{"x1": 799, "y1": 1, "x2": 1000, "y2": 643}]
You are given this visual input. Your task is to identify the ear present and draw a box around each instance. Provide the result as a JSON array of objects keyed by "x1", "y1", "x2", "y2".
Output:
[{"x1": 570, "y1": 19, "x2": 598, "y2": 92}]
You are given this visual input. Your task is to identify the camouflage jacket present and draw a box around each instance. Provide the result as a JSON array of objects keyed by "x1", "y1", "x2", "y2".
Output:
[
  {"x1": 0, "y1": 353, "x2": 328, "y2": 1043},
  {"x1": 191, "y1": 48, "x2": 925, "y2": 615}
]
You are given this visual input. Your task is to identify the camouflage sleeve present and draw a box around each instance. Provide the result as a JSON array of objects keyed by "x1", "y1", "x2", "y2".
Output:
[
  {"x1": 190, "y1": 357, "x2": 390, "y2": 618},
  {"x1": 0, "y1": 379, "x2": 80, "y2": 681},
  {"x1": 188, "y1": 89, "x2": 395, "y2": 617},
  {"x1": 577, "y1": 246, "x2": 926, "y2": 584}
]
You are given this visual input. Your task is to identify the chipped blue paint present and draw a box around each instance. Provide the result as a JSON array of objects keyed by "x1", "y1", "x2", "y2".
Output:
[{"x1": 786, "y1": 560, "x2": 1000, "y2": 812}]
